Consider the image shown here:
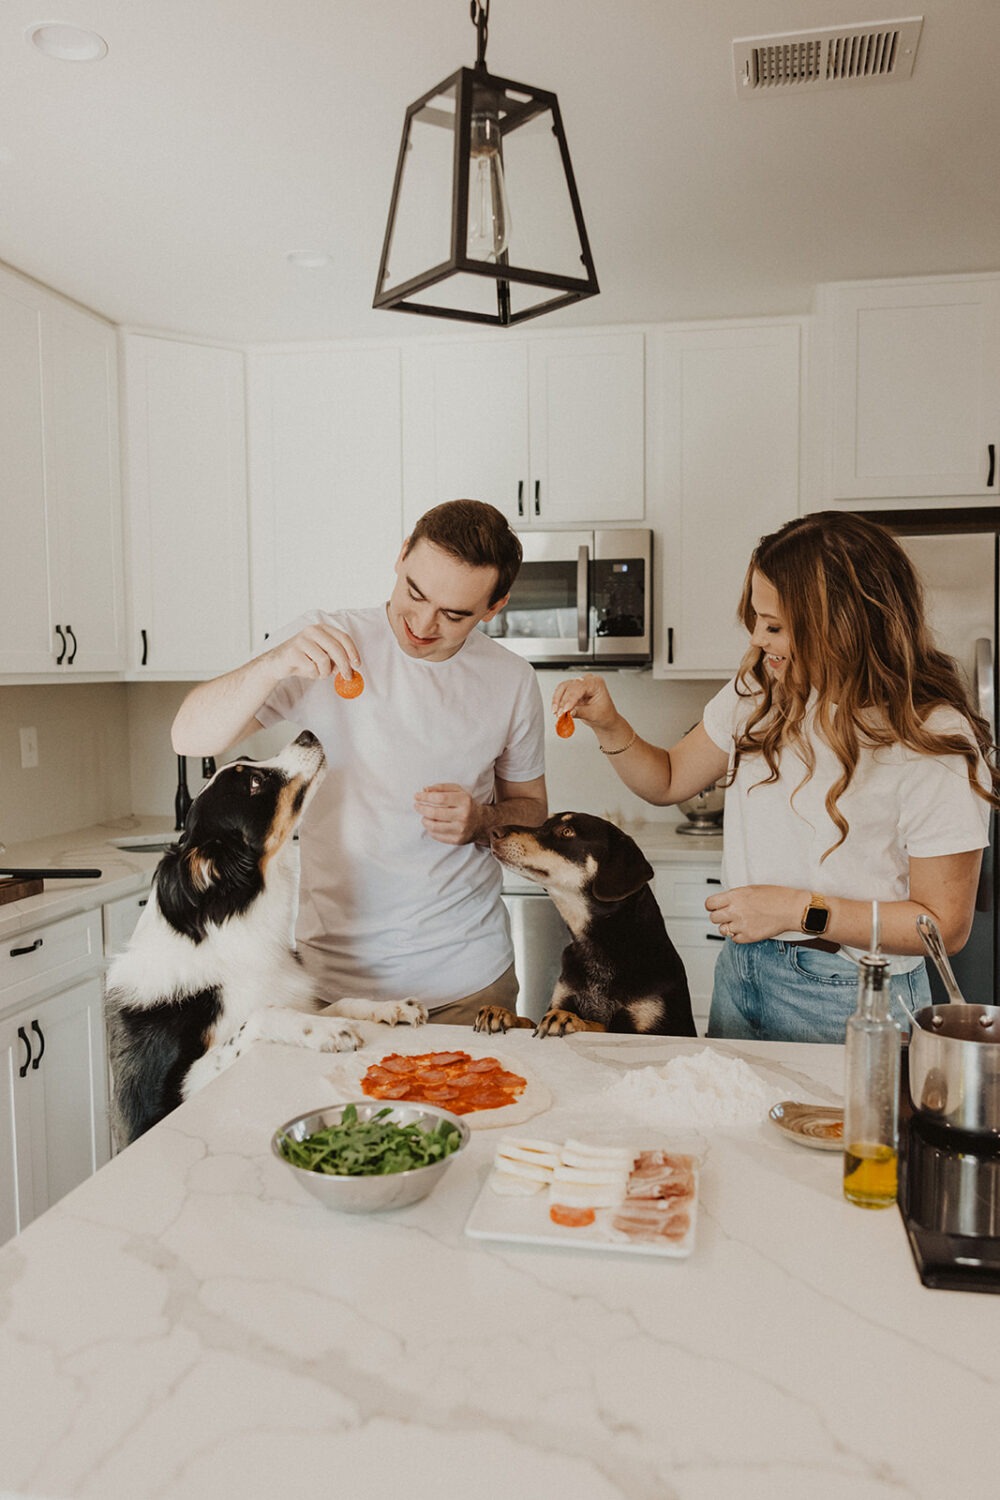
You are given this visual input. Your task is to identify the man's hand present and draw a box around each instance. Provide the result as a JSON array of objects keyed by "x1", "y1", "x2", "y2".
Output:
[
  {"x1": 268, "y1": 622, "x2": 360, "y2": 684},
  {"x1": 414, "y1": 783, "x2": 482, "y2": 845}
]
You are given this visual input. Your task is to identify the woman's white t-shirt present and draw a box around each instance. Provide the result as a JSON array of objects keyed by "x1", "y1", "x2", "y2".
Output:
[
  {"x1": 702, "y1": 678, "x2": 991, "y2": 965},
  {"x1": 258, "y1": 606, "x2": 546, "y2": 1006}
]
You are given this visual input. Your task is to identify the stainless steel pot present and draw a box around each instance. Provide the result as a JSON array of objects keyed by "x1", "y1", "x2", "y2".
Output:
[
  {"x1": 908, "y1": 1003, "x2": 1000, "y2": 1135},
  {"x1": 908, "y1": 914, "x2": 1000, "y2": 1135}
]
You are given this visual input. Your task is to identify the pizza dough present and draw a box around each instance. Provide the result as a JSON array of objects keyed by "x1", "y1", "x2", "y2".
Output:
[{"x1": 325, "y1": 1045, "x2": 552, "y2": 1132}]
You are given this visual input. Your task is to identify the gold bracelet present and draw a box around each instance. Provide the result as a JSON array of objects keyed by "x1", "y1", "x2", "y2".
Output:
[{"x1": 600, "y1": 728, "x2": 637, "y2": 756}]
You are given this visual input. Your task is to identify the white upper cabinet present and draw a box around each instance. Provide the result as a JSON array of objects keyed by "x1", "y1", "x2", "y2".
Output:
[
  {"x1": 122, "y1": 334, "x2": 250, "y2": 677},
  {"x1": 0, "y1": 269, "x2": 124, "y2": 677},
  {"x1": 820, "y1": 275, "x2": 1000, "y2": 501},
  {"x1": 247, "y1": 345, "x2": 403, "y2": 647},
  {"x1": 649, "y1": 322, "x2": 802, "y2": 678},
  {"x1": 401, "y1": 331, "x2": 645, "y2": 530}
]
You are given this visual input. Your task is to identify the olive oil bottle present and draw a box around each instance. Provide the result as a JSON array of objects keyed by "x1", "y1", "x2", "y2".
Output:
[{"x1": 843, "y1": 906, "x2": 900, "y2": 1210}]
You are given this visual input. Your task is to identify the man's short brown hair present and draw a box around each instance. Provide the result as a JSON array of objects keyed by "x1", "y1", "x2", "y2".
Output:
[{"x1": 405, "y1": 499, "x2": 522, "y2": 606}]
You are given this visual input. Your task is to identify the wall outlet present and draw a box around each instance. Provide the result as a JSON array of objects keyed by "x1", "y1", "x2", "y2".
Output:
[{"x1": 19, "y1": 726, "x2": 38, "y2": 770}]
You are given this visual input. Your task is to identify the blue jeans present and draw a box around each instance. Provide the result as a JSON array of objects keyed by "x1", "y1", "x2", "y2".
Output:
[{"x1": 706, "y1": 938, "x2": 931, "y2": 1044}]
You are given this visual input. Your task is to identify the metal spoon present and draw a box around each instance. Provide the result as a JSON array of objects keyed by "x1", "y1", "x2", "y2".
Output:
[{"x1": 916, "y1": 913, "x2": 967, "y2": 1006}]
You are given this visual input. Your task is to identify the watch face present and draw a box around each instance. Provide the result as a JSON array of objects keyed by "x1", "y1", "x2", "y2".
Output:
[{"x1": 803, "y1": 904, "x2": 829, "y2": 934}]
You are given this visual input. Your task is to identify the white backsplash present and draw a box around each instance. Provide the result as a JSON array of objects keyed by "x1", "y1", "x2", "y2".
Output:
[{"x1": 1, "y1": 671, "x2": 723, "y2": 845}]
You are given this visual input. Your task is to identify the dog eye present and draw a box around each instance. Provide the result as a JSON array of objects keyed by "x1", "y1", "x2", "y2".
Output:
[
  {"x1": 555, "y1": 824, "x2": 576, "y2": 838},
  {"x1": 249, "y1": 773, "x2": 264, "y2": 795}
]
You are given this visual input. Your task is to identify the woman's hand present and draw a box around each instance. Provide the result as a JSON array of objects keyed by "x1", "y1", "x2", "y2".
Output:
[
  {"x1": 705, "y1": 885, "x2": 798, "y2": 943},
  {"x1": 551, "y1": 675, "x2": 621, "y2": 736}
]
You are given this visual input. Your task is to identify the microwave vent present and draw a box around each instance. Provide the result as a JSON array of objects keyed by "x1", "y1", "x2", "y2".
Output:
[{"x1": 734, "y1": 16, "x2": 923, "y2": 94}]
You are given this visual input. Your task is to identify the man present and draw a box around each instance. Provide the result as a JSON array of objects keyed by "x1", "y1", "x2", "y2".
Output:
[{"x1": 172, "y1": 500, "x2": 547, "y2": 1023}]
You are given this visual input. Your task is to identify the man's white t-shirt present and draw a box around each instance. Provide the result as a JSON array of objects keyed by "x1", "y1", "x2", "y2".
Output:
[
  {"x1": 257, "y1": 605, "x2": 546, "y2": 1007},
  {"x1": 702, "y1": 678, "x2": 991, "y2": 966}
]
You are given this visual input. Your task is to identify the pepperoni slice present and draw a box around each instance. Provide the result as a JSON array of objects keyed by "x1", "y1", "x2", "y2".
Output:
[
  {"x1": 555, "y1": 711, "x2": 575, "y2": 738},
  {"x1": 550, "y1": 1203, "x2": 596, "y2": 1228},
  {"x1": 334, "y1": 670, "x2": 365, "y2": 699}
]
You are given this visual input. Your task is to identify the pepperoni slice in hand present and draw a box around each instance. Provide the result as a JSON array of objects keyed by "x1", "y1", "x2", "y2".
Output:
[
  {"x1": 555, "y1": 711, "x2": 575, "y2": 738},
  {"x1": 334, "y1": 670, "x2": 365, "y2": 699}
]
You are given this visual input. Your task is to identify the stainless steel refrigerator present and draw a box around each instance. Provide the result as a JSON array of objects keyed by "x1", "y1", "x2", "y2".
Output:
[{"x1": 873, "y1": 509, "x2": 998, "y2": 1004}]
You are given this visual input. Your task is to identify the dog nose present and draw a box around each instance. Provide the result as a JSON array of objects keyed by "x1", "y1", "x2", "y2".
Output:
[{"x1": 490, "y1": 827, "x2": 509, "y2": 841}]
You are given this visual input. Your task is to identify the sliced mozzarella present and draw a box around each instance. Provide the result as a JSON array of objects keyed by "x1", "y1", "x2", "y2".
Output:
[
  {"x1": 491, "y1": 1171, "x2": 545, "y2": 1196},
  {"x1": 562, "y1": 1140, "x2": 636, "y2": 1167},
  {"x1": 552, "y1": 1162, "x2": 629, "y2": 1186},
  {"x1": 497, "y1": 1135, "x2": 561, "y2": 1157},
  {"x1": 548, "y1": 1182, "x2": 624, "y2": 1209},
  {"x1": 491, "y1": 1157, "x2": 553, "y2": 1184},
  {"x1": 496, "y1": 1144, "x2": 560, "y2": 1170}
]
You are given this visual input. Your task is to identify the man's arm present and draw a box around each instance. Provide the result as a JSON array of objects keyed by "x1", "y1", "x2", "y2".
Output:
[
  {"x1": 414, "y1": 774, "x2": 548, "y2": 847},
  {"x1": 172, "y1": 620, "x2": 360, "y2": 756}
]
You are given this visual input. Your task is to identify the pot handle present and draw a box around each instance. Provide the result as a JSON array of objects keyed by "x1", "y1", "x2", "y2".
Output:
[{"x1": 916, "y1": 914, "x2": 966, "y2": 1006}]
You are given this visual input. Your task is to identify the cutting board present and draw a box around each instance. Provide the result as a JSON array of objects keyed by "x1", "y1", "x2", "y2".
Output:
[{"x1": 0, "y1": 877, "x2": 44, "y2": 906}]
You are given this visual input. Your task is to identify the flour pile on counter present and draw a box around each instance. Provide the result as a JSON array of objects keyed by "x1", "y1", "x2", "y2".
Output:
[{"x1": 602, "y1": 1049, "x2": 784, "y2": 1127}]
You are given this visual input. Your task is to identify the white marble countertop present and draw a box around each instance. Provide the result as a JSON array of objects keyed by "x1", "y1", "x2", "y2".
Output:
[
  {"x1": 0, "y1": 817, "x2": 174, "y2": 941},
  {"x1": 0, "y1": 1025, "x2": 996, "y2": 1500}
]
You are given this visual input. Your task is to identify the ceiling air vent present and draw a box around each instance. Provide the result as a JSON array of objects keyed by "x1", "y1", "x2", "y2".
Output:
[{"x1": 734, "y1": 16, "x2": 923, "y2": 94}]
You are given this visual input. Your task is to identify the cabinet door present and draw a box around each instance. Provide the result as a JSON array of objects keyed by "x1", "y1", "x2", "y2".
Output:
[
  {"x1": 0, "y1": 1013, "x2": 35, "y2": 1242},
  {"x1": 43, "y1": 303, "x2": 125, "y2": 672},
  {"x1": 527, "y1": 333, "x2": 645, "y2": 523},
  {"x1": 651, "y1": 861, "x2": 725, "y2": 1028},
  {"x1": 0, "y1": 274, "x2": 56, "y2": 674},
  {"x1": 651, "y1": 324, "x2": 801, "y2": 677},
  {"x1": 825, "y1": 278, "x2": 1000, "y2": 500},
  {"x1": 123, "y1": 335, "x2": 250, "y2": 675},
  {"x1": 248, "y1": 346, "x2": 403, "y2": 646},
  {"x1": 401, "y1": 340, "x2": 529, "y2": 530}
]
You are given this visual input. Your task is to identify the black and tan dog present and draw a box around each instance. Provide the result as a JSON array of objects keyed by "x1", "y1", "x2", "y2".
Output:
[{"x1": 475, "y1": 811, "x2": 696, "y2": 1038}]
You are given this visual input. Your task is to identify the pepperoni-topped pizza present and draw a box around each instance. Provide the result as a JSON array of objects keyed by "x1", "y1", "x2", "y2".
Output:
[{"x1": 361, "y1": 1050, "x2": 527, "y2": 1116}]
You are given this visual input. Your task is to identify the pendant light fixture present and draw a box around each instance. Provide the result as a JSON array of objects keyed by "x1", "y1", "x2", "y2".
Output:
[{"x1": 373, "y1": 0, "x2": 599, "y2": 327}]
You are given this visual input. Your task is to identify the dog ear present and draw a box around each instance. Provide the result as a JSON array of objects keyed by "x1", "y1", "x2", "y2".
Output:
[
  {"x1": 590, "y1": 832, "x2": 654, "y2": 903},
  {"x1": 154, "y1": 845, "x2": 208, "y2": 944}
]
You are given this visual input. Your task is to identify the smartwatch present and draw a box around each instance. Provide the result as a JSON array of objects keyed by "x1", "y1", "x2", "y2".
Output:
[{"x1": 800, "y1": 893, "x2": 831, "y2": 936}]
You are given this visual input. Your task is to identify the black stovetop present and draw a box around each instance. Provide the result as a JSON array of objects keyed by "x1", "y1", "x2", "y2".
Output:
[{"x1": 898, "y1": 1049, "x2": 1000, "y2": 1293}]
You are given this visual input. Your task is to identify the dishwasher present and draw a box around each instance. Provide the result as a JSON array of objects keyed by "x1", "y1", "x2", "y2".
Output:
[{"x1": 501, "y1": 872, "x2": 570, "y2": 1023}]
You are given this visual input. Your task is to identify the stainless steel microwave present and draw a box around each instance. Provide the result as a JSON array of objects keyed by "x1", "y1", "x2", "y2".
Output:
[{"x1": 482, "y1": 528, "x2": 652, "y2": 666}]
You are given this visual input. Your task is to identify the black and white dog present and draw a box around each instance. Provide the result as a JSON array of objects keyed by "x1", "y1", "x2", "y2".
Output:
[
  {"x1": 106, "y1": 731, "x2": 426, "y2": 1146},
  {"x1": 475, "y1": 811, "x2": 696, "y2": 1038}
]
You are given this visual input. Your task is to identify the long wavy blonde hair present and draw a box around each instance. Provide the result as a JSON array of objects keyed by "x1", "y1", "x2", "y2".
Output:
[{"x1": 731, "y1": 511, "x2": 999, "y2": 856}]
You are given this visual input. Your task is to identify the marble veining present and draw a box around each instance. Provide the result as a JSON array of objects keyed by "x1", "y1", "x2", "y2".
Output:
[{"x1": 0, "y1": 1026, "x2": 997, "y2": 1500}]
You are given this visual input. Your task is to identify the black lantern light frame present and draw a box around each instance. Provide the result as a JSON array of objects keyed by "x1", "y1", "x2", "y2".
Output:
[{"x1": 373, "y1": 0, "x2": 599, "y2": 327}]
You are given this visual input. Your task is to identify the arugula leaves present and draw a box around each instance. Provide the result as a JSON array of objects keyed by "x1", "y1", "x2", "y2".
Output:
[{"x1": 279, "y1": 1104, "x2": 463, "y2": 1176}]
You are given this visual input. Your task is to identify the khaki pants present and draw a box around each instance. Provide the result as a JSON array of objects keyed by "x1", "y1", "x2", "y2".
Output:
[{"x1": 427, "y1": 964, "x2": 520, "y2": 1027}]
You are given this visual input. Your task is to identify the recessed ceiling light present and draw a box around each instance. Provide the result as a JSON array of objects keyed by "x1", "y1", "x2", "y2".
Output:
[
  {"x1": 286, "y1": 251, "x2": 332, "y2": 269},
  {"x1": 26, "y1": 23, "x2": 109, "y2": 61}
]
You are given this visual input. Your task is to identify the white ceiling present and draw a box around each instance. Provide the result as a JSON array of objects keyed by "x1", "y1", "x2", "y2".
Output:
[{"x1": 1, "y1": 0, "x2": 998, "y2": 344}]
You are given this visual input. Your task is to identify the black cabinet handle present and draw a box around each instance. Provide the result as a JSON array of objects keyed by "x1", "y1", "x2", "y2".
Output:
[
  {"x1": 66, "y1": 624, "x2": 78, "y2": 664},
  {"x1": 667, "y1": 626, "x2": 674, "y2": 665},
  {"x1": 10, "y1": 937, "x2": 43, "y2": 958},
  {"x1": 517, "y1": 480, "x2": 524, "y2": 518},
  {"x1": 138, "y1": 898, "x2": 148, "y2": 909},
  {"x1": 30, "y1": 1020, "x2": 44, "y2": 1069},
  {"x1": 989, "y1": 443, "x2": 996, "y2": 489},
  {"x1": 17, "y1": 1027, "x2": 31, "y2": 1078},
  {"x1": 533, "y1": 480, "x2": 541, "y2": 517},
  {"x1": 140, "y1": 628, "x2": 148, "y2": 666},
  {"x1": 54, "y1": 624, "x2": 66, "y2": 665},
  {"x1": 706, "y1": 877, "x2": 722, "y2": 885},
  {"x1": 706, "y1": 932, "x2": 725, "y2": 942}
]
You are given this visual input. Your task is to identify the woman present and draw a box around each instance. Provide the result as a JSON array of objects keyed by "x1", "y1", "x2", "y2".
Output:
[{"x1": 553, "y1": 512, "x2": 998, "y2": 1042}]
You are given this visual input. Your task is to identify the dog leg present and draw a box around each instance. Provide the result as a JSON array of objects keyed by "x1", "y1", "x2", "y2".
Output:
[
  {"x1": 473, "y1": 1004, "x2": 533, "y2": 1034},
  {"x1": 181, "y1": 1007, "x2": 364, "y2": 1101},
  {"x1": 322, "y1": 996, "x2": 428, "y2": 1027}
]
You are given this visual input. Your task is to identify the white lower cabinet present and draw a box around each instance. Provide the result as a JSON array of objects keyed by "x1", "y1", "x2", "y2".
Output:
[
  {"x1": 0, "y1": 909, "x2": 110, "y2": 1243},
  {"x1": 651, "y1": 859, "x2": 724, "y2": 1033}
]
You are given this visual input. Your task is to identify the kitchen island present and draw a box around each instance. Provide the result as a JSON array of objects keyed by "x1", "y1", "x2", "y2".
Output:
[{"x1": 0, "y1": 1026, "x2": 996, "y2": 1500}]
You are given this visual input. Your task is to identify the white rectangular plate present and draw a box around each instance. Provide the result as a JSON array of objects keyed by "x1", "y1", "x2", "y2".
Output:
[{"x1": 464, "y1": 1163, "x2": 698, "y2": 1259}]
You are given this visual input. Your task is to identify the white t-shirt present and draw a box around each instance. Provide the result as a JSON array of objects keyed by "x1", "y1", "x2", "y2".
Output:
[
  {"x1": 258, "y1": 605, "x2": 546, "y2": 1006},
  {"x1": 702, "y1": 678, "x2": 991, "y2": 966}
]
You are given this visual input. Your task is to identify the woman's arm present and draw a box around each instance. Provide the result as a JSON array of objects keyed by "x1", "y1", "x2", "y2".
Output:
[
  {"x1": 705, "y1": 848, "x2": 984, "y2": 955},
  {"x1": 551, "y1": 676, "x2": 729, "y2": 806}
]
